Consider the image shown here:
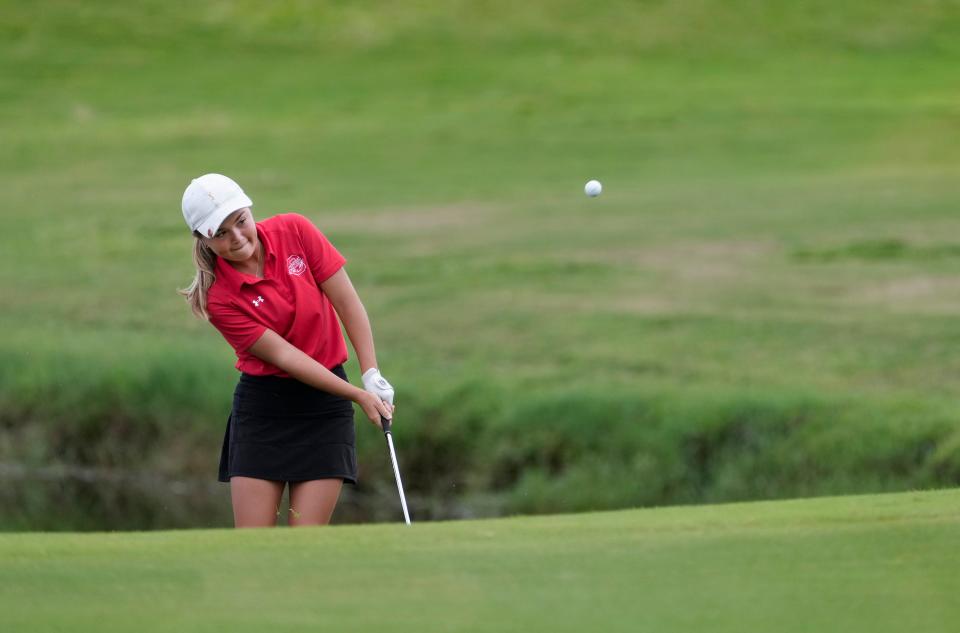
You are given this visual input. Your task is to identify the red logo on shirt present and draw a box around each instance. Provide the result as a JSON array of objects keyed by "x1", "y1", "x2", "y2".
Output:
[{"x1": 287, "y1": 255, "x2": 306, "y2": 276}]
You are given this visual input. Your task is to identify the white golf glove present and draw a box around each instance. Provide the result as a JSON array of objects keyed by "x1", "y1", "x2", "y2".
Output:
[{"x1": 362, "y1": 368, "x2": 395, "y2": 405}]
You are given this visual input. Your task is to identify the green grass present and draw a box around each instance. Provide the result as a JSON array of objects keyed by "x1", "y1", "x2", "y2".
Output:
[
  {"x1": 3, "y1": 0, "x2": 960, "y2": 524},
  {"x1": 1, "y1": 489, "x2": 958, "y2": 632}
]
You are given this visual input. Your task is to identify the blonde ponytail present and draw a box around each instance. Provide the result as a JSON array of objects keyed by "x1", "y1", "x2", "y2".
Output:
[{"x1": 179, "y1": 236, "x2": 217, "y2": 320}]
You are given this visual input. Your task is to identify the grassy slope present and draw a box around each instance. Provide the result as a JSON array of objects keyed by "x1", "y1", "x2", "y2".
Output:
[
  {"x1": 3, "y1": 0, "x2": 960, "y2": 519},
  {"x1": 7, "y1": 1, "x2": 960, "y2": 404},
  {"x1": 1, "y1": 489, "x2": 959, "y2": 632}
]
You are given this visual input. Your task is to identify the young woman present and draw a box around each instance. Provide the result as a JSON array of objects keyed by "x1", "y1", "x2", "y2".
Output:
[{"x1": 179, "y1": 173, "x2": 395, "y2": 528}]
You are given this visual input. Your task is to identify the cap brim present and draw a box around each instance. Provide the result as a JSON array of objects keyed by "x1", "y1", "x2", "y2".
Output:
[{"x1": 196, "y1": 194, "x2": 253, "y2": 238}]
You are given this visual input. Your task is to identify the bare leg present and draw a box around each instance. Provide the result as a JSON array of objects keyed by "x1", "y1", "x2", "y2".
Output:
[
  {"x1": 230, "y1": 476, "x2": 285, "y2": 528},
  {"x1": 288, "y1": 479, "x2": 343, "y2": 526}
]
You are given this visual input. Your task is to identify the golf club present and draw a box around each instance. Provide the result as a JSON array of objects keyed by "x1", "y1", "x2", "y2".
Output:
[{"x1": 381, "y1": 415, "x2": 412, "y2": 525}]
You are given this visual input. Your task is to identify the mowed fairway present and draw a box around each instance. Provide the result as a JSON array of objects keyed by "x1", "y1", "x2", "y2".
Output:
[{"x1": 1, "y1": 489, "x2": 958, "y2": 632}]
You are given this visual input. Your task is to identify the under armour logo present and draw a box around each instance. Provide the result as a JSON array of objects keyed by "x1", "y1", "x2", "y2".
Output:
[{"x1": 252, "y1": 296, "x2": 265, "y2": 307}]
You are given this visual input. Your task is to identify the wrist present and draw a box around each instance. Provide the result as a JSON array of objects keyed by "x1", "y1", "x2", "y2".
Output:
[{"x1": 348, "y1": 384, "x2": 368, "y2": 403}]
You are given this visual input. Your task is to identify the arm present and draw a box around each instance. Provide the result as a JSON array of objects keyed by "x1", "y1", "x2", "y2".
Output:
[
  {"x1": 320, "y1": 268, "x2": 379, "y2": 375},
  {"x1": 248, "y1": 328, "x2": 391, "y2": 424}
]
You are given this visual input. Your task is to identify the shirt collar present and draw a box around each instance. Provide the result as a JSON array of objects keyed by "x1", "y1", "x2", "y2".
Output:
[{"x1": 214, "y1": 223, "x2": 274, "y2": 292}]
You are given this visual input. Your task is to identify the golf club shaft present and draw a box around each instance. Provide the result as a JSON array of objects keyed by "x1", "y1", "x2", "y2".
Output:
[{"x1": 382, "y1": 416, "x2": 412, "y2": 525}]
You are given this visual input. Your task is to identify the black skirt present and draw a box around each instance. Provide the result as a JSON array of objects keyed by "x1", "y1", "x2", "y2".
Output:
[{"x1": 218, "y1": 365, "x2": 358, "y2": 484}]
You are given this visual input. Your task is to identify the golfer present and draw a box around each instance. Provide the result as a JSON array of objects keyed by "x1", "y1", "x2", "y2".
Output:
[{"x1": 179, "y1": 173, "x2": 395, "y2": 528}]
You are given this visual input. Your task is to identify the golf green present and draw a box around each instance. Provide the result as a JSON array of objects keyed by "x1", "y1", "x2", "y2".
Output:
[{"x1": 1, "y1": 489, "x2": 957, "y2": 632}]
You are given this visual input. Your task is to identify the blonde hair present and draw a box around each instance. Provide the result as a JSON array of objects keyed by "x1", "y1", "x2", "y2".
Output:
[{"x1": 179, "y1": 235, "x2": 217, "y2": 320}]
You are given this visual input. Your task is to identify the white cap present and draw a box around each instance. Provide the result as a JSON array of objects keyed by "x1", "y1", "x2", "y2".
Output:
[{"x1": 182, "y1": 173, "x2": 253, "y2": 238}]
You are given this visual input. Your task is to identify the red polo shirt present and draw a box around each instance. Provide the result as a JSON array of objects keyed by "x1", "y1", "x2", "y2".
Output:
[{"x1": 206, "y1": 213, "x2": 349, "y2": 376}]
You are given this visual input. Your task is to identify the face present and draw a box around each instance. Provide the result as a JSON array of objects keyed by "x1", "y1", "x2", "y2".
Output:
[{"x1": 201, "y1": 208, "x2": 258, "y2": 262}]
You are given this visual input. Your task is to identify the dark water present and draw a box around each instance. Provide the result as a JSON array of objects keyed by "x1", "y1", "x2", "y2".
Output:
[{"x1": 0, "y1": 463, "x2": 491, "y2": 531}]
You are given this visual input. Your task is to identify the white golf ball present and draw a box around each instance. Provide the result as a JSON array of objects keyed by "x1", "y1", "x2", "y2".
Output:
[{"x1": 584, "y1": 179, "x2": 602, "y2": 197}]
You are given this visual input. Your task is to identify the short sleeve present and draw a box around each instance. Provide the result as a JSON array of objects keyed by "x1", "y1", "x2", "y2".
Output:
[
  {"x1": 207, "y1": 299, "x2": 267, "y2": 353},
  {"x1": 291, "y1": 214, "x2": 346, "y2": 283}
]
